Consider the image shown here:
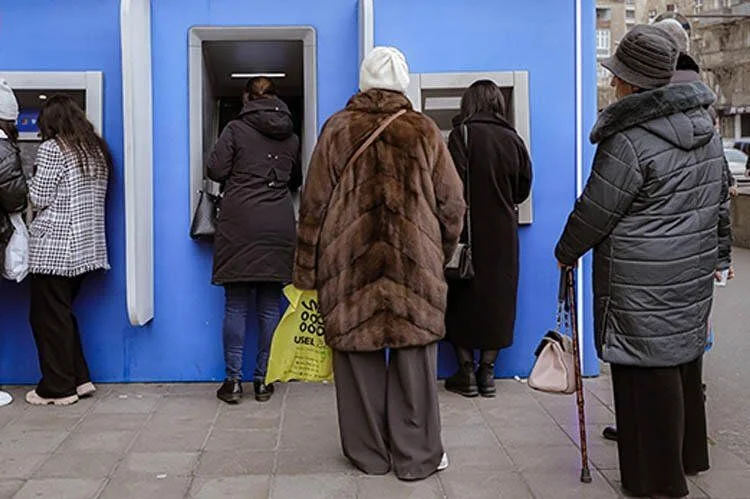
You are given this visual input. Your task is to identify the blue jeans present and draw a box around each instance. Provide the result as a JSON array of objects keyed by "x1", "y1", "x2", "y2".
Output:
[{"x1": 222, "y1": 283, "x2": 282, "y2": 382}]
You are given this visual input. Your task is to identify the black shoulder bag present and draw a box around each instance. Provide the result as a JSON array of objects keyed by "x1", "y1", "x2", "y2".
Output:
[{"x1": 445, "y1": 124, "x2": 475, "y2": 280}]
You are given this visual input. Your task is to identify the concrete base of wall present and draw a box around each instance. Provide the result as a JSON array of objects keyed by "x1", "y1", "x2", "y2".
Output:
[{"x1": 731, "y1": 188, "x2": 750, "y2": 249}]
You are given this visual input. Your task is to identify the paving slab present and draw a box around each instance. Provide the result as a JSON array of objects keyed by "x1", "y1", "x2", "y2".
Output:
[
  {"x1": 100, "y1": 476, "x2": 191, "y2": 499},
  {"x1": 0, "y1": 480, "x2": 24, "y2": 499},
  {"x1": 33, "y1": 451, "x2": 121, "y2": 479},
  {"x1": 195, "y1": 450, "x2": 275, "y2": 477},
  {"x1": 358, "y1": 474, "x2": 443, "y2": 499},
  {"x1": 13, "y1": 478, "x2": 104, "y2": 499},
  {"x1": 190, "y1": 475, "x2": 271, "y2": 499},
  {"x1": 114, "y1": 452, "x2": 199, "y2": 478},
  {"x1": 270, "y1": 473, "x2": 356, "y2": 499},
  {"x1": 439, "y1": 471, "x2": 533, "y2": 499}
]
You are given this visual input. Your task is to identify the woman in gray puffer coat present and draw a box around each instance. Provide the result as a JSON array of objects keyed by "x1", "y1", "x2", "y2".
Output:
[{"x1": 556, "y1": 26, "x2": 730, "y2": 498}]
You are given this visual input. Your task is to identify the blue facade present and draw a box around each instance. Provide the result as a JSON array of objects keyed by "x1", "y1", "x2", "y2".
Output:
[{"x1": 0, "y1": 0, "x2": 598, "y2": 383}]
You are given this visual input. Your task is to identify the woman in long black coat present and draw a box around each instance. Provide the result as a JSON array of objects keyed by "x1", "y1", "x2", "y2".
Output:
[
  {"x1": 444, "y1": 80, "x2": 532, "y2": 398},
  {"x1": 207, "y1": 77, "x2": 301, "y2": 404}
]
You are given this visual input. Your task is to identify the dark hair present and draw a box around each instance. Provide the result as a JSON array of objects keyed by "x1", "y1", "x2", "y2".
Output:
[
  {"x1": 37, "y1": 95, "x2": 112, "y2": 177},
  {"x1": 460, "y1": 80, "x2": 507, "y2": 120},
  {"x1": 245, "y1": 77, "x2": 277, "y2": 100},
  {"x1": 0, "y1": 119, "x2": 18, "y2": 143}
]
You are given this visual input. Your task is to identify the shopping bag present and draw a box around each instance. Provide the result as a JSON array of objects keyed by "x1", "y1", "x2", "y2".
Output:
[
  {"x1": 2, "y1": 213, "x2": 28, "y2": 283},
  {"x1": 265, "y1": 285, "x2": 333, "y2": 384}
]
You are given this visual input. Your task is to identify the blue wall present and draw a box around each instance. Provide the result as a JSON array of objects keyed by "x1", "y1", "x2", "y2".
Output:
[{"x1": 0, "y1": 0, "x2": 598, "y2": 383}]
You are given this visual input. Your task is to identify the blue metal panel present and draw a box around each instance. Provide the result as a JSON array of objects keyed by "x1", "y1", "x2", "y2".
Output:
[{"x1": 0, "y1": 0, "x2": 598, "y2": 383}]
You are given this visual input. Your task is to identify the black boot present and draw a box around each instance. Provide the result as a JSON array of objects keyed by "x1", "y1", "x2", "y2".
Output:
[
  {"x1": 445, "y1": 362, "x2": 478, "y2": 398},
  {"x1": 217, "y1": 379, "x2": 242, "y2": 404},
  {"x1": 254, "y1": 381, "x2": 275, "y2": 402},
  {"x1": 476, "y1": 363, "x2": 496, "y2": 398}
]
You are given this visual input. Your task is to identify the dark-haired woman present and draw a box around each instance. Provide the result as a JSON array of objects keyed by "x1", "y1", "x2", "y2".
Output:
[
  {"x1": 444, "y1": 80, "x2": 533, "y2": 398},
  {"x1": 0, "y1": 80, "x2": 29, "y2": 407},
  {"x1": 26, "y1": 95, "x2": 111, "y2": 406},
  {"x1": 208, "y1": 77, "x2": 302, "y2": 404}
]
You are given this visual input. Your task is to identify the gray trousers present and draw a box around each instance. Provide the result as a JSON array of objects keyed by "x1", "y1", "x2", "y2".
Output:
[{"x1": 333, "y1": 343, "x2": 443, "y2": 481}]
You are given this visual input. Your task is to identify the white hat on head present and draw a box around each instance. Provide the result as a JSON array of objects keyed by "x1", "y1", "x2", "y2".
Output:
[
  {"x1": 359, "y1": 46, "x2": 410, "y2": 94},
  {"x1": 0, "y1": 80, "x2": 19, "y2": 122}
]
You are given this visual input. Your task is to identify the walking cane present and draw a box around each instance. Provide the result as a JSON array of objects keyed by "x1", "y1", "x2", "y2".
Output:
[{"x1": 564, "y1": 268, "x2": 592, "y2": 483}]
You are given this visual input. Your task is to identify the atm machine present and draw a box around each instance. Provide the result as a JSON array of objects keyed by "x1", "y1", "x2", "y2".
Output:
[
  {"x1": 406, "y1": 71, "x2": 533, "y2": 224},
  {"x1": 0, "y1": 72, "x2": 103, "y2": 178}
]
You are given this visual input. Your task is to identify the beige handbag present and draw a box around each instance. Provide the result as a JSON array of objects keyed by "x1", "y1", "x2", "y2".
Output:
[{"x1": 528, "y1": 330, "x2": 577, "y2": 394}]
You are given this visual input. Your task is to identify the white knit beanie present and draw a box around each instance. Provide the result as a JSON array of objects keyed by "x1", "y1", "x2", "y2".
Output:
[
  {"x1": 359, "y1": 46, "x2": 410, "y2": 94},
  {"x1": 654, "y1": 19, "x2": 689, "y2": 54},
  {"x1": 0, "y1": 80, "x2": 19, "y2": 122}
]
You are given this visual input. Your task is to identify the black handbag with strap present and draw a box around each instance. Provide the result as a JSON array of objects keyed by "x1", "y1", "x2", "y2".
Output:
[
  {"x1": 445, "y1": 123, "x2": 475, "y2": 280},
  {"x1": 190, "y1": 189, "x2": 222, "y2": 240}
]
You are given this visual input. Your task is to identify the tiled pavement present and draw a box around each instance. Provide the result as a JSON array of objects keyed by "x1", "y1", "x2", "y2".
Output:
[{"x1": 0, "y1": 375, "x2": 749, "y2": 499}]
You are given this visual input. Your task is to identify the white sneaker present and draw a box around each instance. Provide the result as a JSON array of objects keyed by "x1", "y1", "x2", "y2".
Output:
[
  {"x1": 437, "y1": 452, "x2": 449, "y2": 472},
  {"x1": 76, "y1": 382, "x2": 96, "y2": 398},
  {"x1": 25, "y1": 390, "x2": 78, "y2": 406},
  {"x1": 0, "y1": 391, "x2": 12, "y2": 407}
]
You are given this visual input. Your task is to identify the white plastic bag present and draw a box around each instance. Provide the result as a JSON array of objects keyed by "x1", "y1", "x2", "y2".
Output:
[{"x1": 3, "y1": 213, "x2": 29, "y2": 282}]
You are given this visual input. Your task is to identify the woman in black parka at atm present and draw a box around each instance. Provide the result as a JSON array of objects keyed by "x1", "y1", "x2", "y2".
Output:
[
  {"x1": 444, "y1": 80, "x2": 533, "y2": 398},
  {"x1": 207, "y1": 77, "x2": 302, "y2": 404}
]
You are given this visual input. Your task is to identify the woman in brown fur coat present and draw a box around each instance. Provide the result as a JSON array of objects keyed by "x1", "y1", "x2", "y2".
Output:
[{"x1": 293, "y1": 47, "x2": 465, "y2": 481}]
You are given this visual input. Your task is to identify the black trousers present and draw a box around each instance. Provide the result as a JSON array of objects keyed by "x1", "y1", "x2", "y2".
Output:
[
  {"x1": 333, "y1": 344, "x2": 443, "y2": 481},
  {"x1": 29, "y1": 273, "x2": 91, "y2": 398},
  {"x1": 612, "y1": 356, "x2": 709, "y2": 498}
]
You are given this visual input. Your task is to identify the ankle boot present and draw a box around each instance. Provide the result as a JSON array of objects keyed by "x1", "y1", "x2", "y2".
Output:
[
  {"x1": 217, "y1": 379, "x2": 242, "y2": 404},
  {"x1": 445, "y1": 362, "x2": 478, "y2": 397},
  {"x1": 476, "y1": 363, "x2": 496, "y2": 398}
]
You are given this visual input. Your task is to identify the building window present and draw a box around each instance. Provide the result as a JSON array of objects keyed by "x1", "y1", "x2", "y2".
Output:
[
  {"x1": 626, "y1": 0, "x2": 635, "y2": 4},
  {"x1": 596, "y1": 29, "x2": 611, "y2": 58},
  {"x1": 597, "y1": 63, "x2": 610, "y2": 81},
  {"x1": 625, "y1": 9, "x2": 636, "y2": 20},
  {"x1": 596, "y1": 8, "x2": 612, "y2": 22},
  {"x1": 667, "y1": 4, "x2": 676, "y2": 11}
]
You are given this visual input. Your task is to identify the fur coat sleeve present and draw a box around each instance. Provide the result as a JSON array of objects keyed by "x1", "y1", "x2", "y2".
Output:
[{"x1": 293, "y1": 119, "x2": 335, "y2": 290}]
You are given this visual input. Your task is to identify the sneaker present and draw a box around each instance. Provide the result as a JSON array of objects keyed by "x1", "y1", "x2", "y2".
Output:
[
  {"x1": 254, "y1": 381, "x2": 274, "y2": 402},
  {"x1": 437, "y1": 452, "x2": 449, "y2": 472},
  {"x1": 0, "y1": 390, "x2": 12, "y2": 407},
  {"x1": 76, "y1": 382, "x2": 96, "y2": 398},
  {"x1": 216, "y1": 379, "x2": 243, "y2": 404},
  {"x1": 445, "y1": 362, "x2": 478, "y2": 398},
  {"x1": 25, "y1": 390, "x2": 78, "y2": 406}
]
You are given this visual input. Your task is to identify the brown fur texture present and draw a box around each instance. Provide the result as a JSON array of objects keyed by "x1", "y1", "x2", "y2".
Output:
[{"x1": 293, "y1": 89, "x2": 466, "y2": 352}]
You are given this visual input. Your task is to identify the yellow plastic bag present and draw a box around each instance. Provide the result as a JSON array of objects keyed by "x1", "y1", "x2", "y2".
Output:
[{"x1": 265, "y1": 285, "x2": 334, "y2": 384}]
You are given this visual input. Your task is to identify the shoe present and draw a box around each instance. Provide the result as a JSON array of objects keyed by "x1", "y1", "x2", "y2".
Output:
[
  {"x1": 476, "y1": 363, "x2": 497, "y2": 398},
  {"x1": 216, "y1": 379, "x2": 242, "y2": 404},
  {"x1": 437, "y1": 452, "x2": 449, "y2": 472},
  {"x1": 25, "y1": 389, "x2": 78, "y2": 406},
  {"x1": 602, "y1": 426, "x2": 618, "y2": 442},
  {"x1": 76, "y1": 382, "x2": 96, "y2": 398},
  {"x1": 445, "y1": 362, "x2": 479, "y2": 397},
  {"x1": 254, "y1": 381, "x2": 274, "y2": 402},
  {"x1": 0, "y1": 390, "x2": 12, "y2": 407}
]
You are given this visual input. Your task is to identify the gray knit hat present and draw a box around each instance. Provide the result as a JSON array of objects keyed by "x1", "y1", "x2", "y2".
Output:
[{"x1": 602, "y1": 24, "x2": 678, "y2": 90}]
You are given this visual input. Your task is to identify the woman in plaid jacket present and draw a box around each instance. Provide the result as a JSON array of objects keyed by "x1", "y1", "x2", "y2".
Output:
[{"x1": 25, "y1": 96, "x2": 111, "y2": 406}]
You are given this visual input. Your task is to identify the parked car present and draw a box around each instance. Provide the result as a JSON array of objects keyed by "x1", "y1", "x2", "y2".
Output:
[
  {"x1": 725, "y1": 147, "x2": 750, "y2": 184},
  {"x1": 733, "y1": 139, "x2": 750, "y2": 155}
]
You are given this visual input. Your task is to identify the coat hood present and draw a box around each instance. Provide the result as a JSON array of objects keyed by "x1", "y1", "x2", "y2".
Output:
[
  {"x1": 451, "y1": 111, "x2": 516, "y2": 132},
  {"x1": 591, "y1": 81, "x2": 716, "y2": 150},
  {"x1": 346, "y1": 89, "x2": 413, "y2": 114},
  {"x1": 239, "y1": 97, "x2": 294, "y2": 140}
]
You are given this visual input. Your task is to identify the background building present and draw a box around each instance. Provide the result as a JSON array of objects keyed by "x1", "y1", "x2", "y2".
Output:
[{"x1": 597, "y1": 0, "x2": 649, "y2": 109}]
